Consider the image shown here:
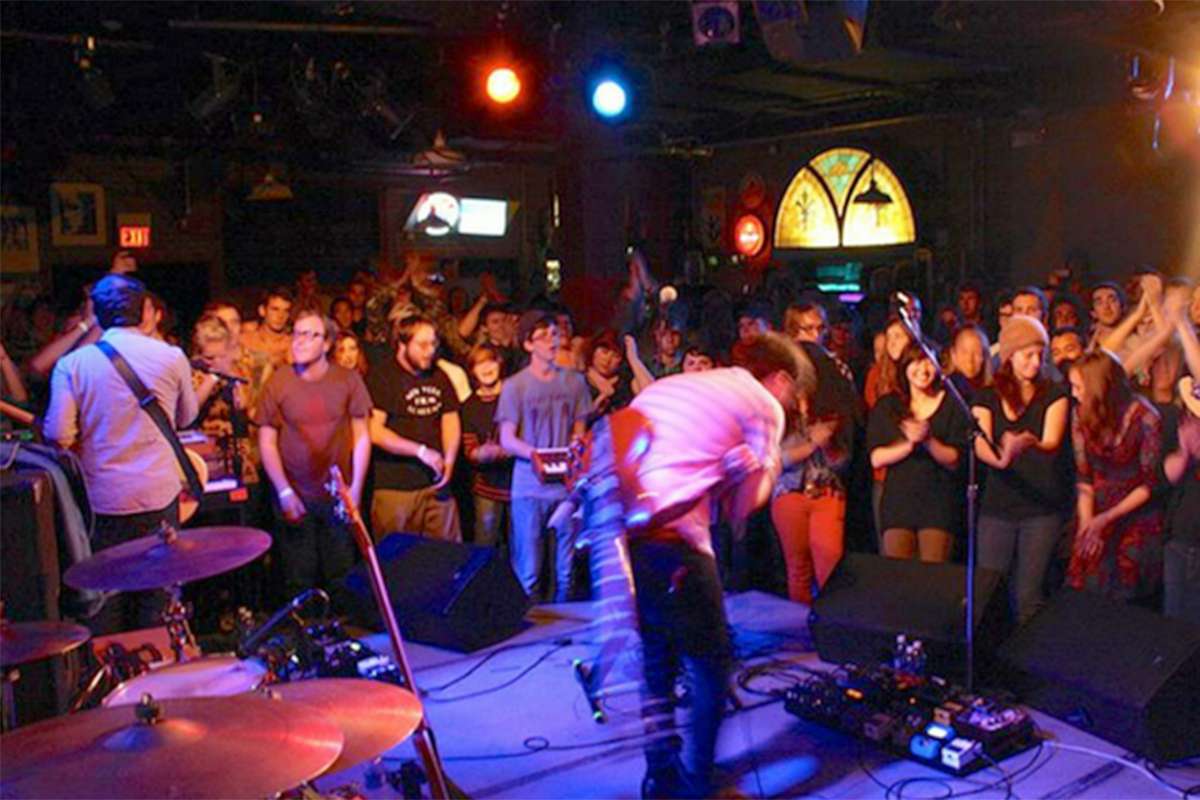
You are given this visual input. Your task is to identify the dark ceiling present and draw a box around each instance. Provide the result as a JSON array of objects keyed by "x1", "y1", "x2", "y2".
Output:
[{"x1": 2, "y1": 0, "x2": 1197, "y2": 168}]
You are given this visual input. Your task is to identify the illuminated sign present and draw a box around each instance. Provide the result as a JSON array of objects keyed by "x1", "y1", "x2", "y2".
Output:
[
  {"x1": 119, "y1": 226, "x2": 151, "y2": 248},
  {"x1": 406, "y1": 194, "x2": 509, "y2": 237},
  {"x1": 458, "y1": 198, "x2": 508, "y2": 236},
  {"x1": 116, "y1": 213, "x2": 151, "y2": 248},
  {"x1": 413, "y1": 192, "x2": 460, "y2": 237},
  {"x1": 734, "y1": 214, "x2": 765, "y2": 257}
]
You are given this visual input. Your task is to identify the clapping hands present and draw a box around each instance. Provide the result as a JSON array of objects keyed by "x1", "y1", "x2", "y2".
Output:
[{"x1": 900, "y1": 417, "x2": 930, "y2": 445}]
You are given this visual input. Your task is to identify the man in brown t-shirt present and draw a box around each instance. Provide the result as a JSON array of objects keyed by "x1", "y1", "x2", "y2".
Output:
[{"x1": 258, "y1": 309, "x2": 372, "y2": 601}]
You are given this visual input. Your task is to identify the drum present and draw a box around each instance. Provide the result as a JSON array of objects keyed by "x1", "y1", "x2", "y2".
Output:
[{"x1": 102, "y1": 654, "x2": 267, "y2": 707}]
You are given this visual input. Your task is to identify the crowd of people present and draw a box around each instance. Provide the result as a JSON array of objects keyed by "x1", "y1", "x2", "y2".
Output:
[
  {"x1": 4, "y1": 247, "x2": 1199, "y2": 797},
  {"x1": 2, "y1": 249, "x2": 1198, "y2": 630}
]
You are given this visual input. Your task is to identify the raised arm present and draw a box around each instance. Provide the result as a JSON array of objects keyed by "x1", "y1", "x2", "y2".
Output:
[
  {"x1": 457, "y1": 292, "x2": 488, "y2": 341},
  {"x1": 29, "y1": 320, "x2": 100, "y2": 379},
  {"x1": 0, "y1": 341, "x2": 28, "y2": 403},
  {"x1": 624, "y1": 335, "x2": 656, "y2": 395}
]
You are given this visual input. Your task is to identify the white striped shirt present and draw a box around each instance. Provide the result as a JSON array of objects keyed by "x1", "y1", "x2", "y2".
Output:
[{"x1": 629, "y1": 367, "x2": 785, "y2": 555}]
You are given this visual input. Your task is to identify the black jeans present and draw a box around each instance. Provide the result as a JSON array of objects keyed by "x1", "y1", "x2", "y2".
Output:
[
  {"x1": 631, "y1": 536, "x2": 732, "y2": 797},
  {"x1": 272, "y1": 497, "x2": 357, "y2": 605},
  {"x1": 88, "y1": 499, "x2": 180, "y2": 635}
]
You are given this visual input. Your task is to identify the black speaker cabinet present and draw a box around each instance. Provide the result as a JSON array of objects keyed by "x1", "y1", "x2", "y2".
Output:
[
  {"x1": 998, "y1": 589, "x2": 1200, "y2": 762},
  {"x1": 809, "y1": 553, "x2": 1011, "y2": 682},
  {"x1": 343, "y1": 533, "x2": 530, "y2": 652},
  {"x1": 1, "y1": 469, "x2": 80, "y2": 725}
]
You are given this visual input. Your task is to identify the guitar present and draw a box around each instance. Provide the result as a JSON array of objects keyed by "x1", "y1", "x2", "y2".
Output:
[
  {"x1": 327, "y1": 466, "x2": 453, "y2": 800},
  {"x1": 177, "y1": 448, "x2": 208, "y2": 524}
]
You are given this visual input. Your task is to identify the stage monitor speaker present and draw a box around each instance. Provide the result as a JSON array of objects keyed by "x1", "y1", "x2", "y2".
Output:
[
  {"x1": 342, "y1": 533, "x2": 530, "y2": 653},
  {"x1": 809, "y1": 553, "x2": 1011, "y2": 681},
  {"x1": 997, "y1": 589, "x2": 1200, "y2": 762}
]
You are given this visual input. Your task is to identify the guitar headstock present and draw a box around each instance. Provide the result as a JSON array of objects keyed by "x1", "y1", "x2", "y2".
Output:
[{"x1": 326, "y1": 466, "x2": 373, "y2": 554}]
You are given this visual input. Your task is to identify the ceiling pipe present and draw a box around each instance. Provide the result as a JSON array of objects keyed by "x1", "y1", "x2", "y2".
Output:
[{"x1": 168, "y1": 19, "x2": 438, "y2": 37}]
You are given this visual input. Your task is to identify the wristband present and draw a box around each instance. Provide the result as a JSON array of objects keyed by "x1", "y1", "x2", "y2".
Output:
[
  {"x1": 278, "y1": 487, "x2": 295, "y2": 500},
  {"x1": 417, "y1": 444, "x2": 428, "y2": 460}
]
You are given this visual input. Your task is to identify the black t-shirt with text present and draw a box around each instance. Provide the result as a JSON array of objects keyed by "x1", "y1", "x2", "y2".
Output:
[{"x1": 367, "y1": 357, "x2": 460, "y2": 490}]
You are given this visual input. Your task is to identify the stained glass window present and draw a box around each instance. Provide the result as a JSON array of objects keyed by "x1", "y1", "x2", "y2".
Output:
[
  {"x1": 775, "y1": 148, "x2": 916, "y2": 249},
  {"x1": 775, "y1": 167, "x2": 839, "y2": 248}
]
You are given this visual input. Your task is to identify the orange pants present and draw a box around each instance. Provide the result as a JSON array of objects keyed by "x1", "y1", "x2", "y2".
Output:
[{"x1": 769, "y1": 490, "x2": 846, "y2": 605}]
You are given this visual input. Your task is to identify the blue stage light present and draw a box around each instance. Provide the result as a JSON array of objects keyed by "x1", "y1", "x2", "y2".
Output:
[{"x1": 591, "y1": 79, "x2": 628, "y2": 118}]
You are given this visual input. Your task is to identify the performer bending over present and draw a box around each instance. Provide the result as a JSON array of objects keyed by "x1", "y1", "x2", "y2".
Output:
[{"x1": 579, "y1": 332, "x2": 814, "y2": 799}]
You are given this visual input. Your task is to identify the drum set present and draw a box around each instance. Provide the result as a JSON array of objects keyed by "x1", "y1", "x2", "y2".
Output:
[{"x1": 0, "y1": 524, "x2": 426, "y2": 799}]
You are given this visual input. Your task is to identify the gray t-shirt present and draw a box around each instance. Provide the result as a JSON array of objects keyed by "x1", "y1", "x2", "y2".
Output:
[{"x1": 495, "y1": 366, "x2": 591, "y2": 500}]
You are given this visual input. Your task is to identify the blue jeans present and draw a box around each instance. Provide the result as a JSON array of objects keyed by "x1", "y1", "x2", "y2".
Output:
[
  {"x1": 631, "y1": 537, "x2": 731, "y2": 798},
  {"x1": 510, "y1": 496, "x2": 575, "y2": 602},
  {"x1": 978, "y1": 513, "x2": 1063, "y2": 625}
]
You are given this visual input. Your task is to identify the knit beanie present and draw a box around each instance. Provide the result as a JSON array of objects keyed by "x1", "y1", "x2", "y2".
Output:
[{"x1": 999, "y1": 314, "x2": 1048, "y2": 364}]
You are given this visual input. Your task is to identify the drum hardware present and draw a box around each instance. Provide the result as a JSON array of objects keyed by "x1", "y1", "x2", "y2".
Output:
[
  {"x1": 162, "y1": 583, "x2": 198, "y2": 663},
  {"x1": 245, "y1": 601, "x2": 403, "y2": 687},
  {"x1": 263, "y1": 678, "x2": 423, "y2": 777},
  {"x1": 0, "y1": 693, "x2": 345, "y2": 799},
  {"x1": 236, "y1": 588, "x2": 329, "y2": 660},
  {"x1": 0, "y1": 603, "x2": 92, "y2": 730},
  {"x1": 70, "y1": 640, "x2": 165, "y2": 712},
  {"x1": 63, "y1": 523, "x2": 273, "y2": 594},
  {"x1": 101, "y1": 654, "x2": 269, "y2": 708},
  {"x1": 0, "y1": 608, "x2": 92, "y2": 669}
]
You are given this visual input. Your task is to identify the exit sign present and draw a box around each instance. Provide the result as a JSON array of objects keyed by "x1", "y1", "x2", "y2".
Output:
[
  {"x1": 116, "y1": 213, "x2": 151, "y2": 248},
  {"x1": 119, "y1": 226, "x2": 150, "y2": 248}
]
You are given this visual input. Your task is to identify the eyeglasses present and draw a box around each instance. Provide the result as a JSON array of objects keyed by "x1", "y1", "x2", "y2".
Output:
[
  {"x1": 292, "y1": 329, "x2": 325, "y2": 341},
  {"x1": 797, "y1": 324, "x2": 827, "y2": 334}
]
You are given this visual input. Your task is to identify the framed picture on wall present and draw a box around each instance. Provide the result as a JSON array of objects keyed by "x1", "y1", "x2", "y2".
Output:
[
  {"x1": 0, "y1": 205, "x2": 40, "y2": 273},
  {"x1": 49, "y1": 182, "x2": 107, "y2": 247}
]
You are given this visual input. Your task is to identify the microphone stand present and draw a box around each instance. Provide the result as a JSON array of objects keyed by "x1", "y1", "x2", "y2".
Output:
[{"x1": 896, "y1": 306, "x2": 999, "y2": 692}]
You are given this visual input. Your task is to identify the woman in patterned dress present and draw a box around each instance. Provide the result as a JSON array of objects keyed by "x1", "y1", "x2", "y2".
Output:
[{"x1": 1067, "y1": 349, "x2": 1164, "y2": 602}]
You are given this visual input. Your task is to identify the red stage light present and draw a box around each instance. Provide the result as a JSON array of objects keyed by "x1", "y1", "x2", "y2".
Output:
[
  {"x1": 734, "y1": 215, "x2": 765, "y2": 257},
  {"x1": 486, "y1": 67, "x2": 521, "y2": 105}
]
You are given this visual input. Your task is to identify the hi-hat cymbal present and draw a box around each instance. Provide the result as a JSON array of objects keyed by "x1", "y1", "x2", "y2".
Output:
[
  {"x1": 0, "y1": 621, "x2": 90, "y2": 667},
  {"x1": 64, "y1": 526, "x2": 272, "y2": 592},
  {"x1": 268, "y1": 679, "x2": 424, "y2": 776},
  {"x1": 0, "y1": 694, "x2": 343, "y2": 799}
]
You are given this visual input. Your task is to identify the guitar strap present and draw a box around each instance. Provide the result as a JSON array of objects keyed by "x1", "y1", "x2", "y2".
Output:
[{"x1": 95, "y1": 340, "x2": 204, "y2": 500}]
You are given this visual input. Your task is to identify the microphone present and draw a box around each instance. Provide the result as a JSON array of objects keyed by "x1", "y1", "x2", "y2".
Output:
[
  {"x1": 572, "y1": 658, "x2": 606, "y2": 723},
  {"x1": 893, "y1": 291, "x2": 919, "y2": 313},
  {"x1": 893, "y1": 291, "x2": 923, "y2": 327},
  {"x1": 191, "y1": 361, "x2": 248, "y2": 384},
  {"x1": 236, "y1": 588, "x2": 324, "y2": 659}
]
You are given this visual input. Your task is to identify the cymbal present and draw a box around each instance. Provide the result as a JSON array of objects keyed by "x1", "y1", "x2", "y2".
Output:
[
  {"x1": 268, "y1": 679, "x2": 423, "y2": 776},
  {"x1": 64, "y1": 526, "x2": 272, "y2": 592},
  {"x1": 0, "y1": 620, "x2": 90, "y2": 667},
  {"x1": 0, "y1": 694, "x2": 343, "y2": 799}
]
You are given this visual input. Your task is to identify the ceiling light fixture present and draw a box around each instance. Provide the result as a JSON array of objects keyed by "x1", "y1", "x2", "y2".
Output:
[
  {"x1": 247, "y1": 171, "x2": 293, "y2": 201},
  {"x1": 853, "y1": 163, "x2": 893, "y2": 206}
]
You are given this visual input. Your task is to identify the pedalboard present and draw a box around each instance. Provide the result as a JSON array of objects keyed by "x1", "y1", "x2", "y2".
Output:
[{"x1": 784, "y1": 661, "x2": 1039, "y2": 776}]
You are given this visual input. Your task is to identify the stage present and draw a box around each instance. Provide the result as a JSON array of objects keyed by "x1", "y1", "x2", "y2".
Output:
[{"x1": 318, "y1": 590, "x2": 1199, "y2": 799}]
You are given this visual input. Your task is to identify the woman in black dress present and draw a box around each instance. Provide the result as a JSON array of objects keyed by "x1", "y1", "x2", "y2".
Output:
[
  {"x1": 971, "y1": 315, "x2": 1071, "y2": 624},
  {"x1": 868, "y1": 342, "x2": 971, "y2": 562}
]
